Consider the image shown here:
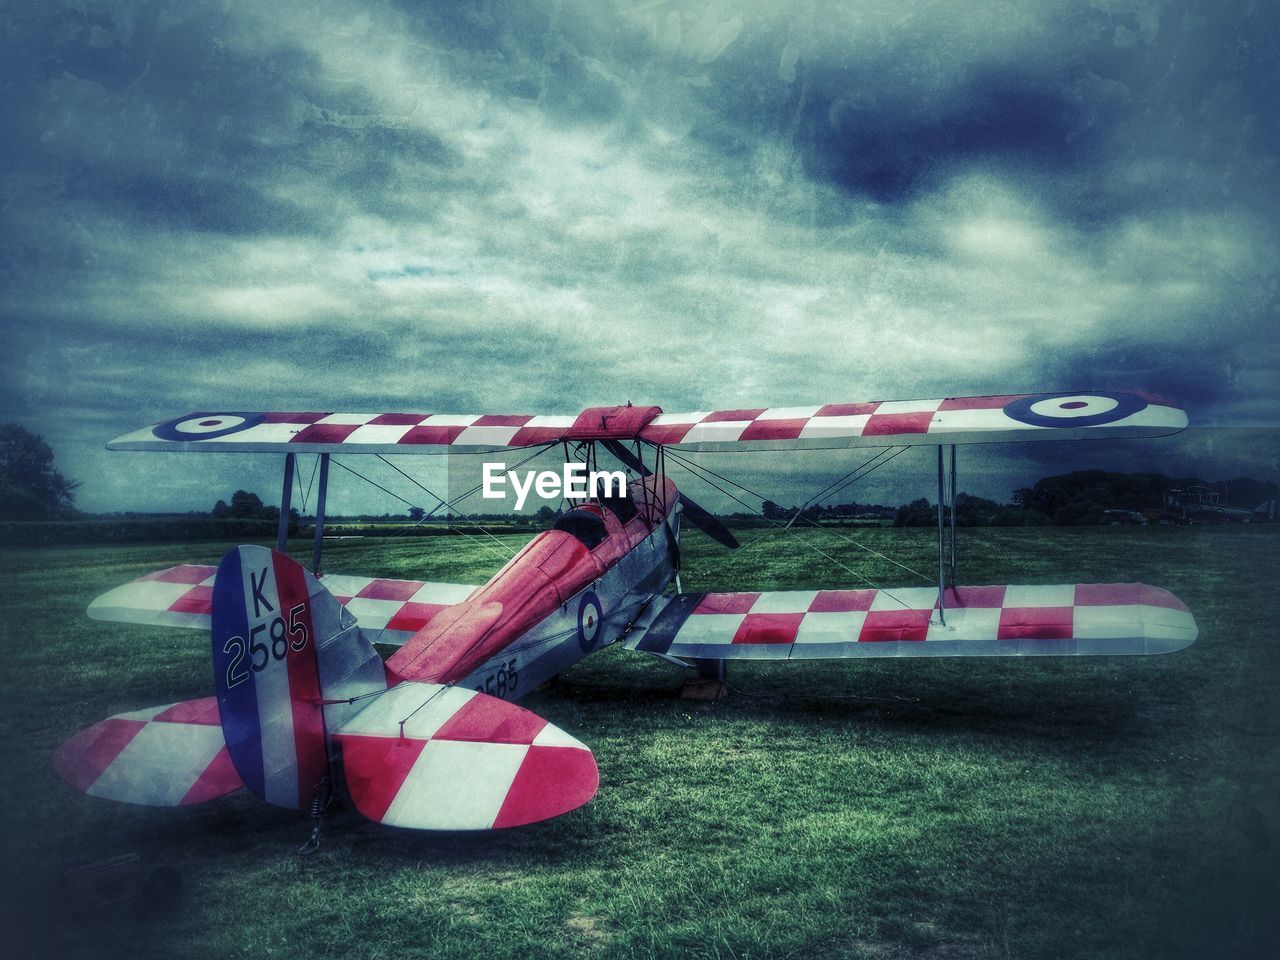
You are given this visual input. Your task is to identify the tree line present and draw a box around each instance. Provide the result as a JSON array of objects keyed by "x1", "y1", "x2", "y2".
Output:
[
  {"x1": 753, "y1": 470, "x2": 1277, "y2": 527},
  {"x1": 894, "y1": 471, "x2": 1277, "y2": 526}
]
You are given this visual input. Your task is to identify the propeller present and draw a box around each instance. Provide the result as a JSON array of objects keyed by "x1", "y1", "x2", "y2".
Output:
[{"x1": 599, "y1": 440, "x2": 739, "y2": 549}]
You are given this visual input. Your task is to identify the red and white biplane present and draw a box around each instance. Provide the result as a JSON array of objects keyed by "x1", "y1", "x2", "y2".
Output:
[{"x1": 55, "y1": 391, "x2": 1198, "y2": 838}]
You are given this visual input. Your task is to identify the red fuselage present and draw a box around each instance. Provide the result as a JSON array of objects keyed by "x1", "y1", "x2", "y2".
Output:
[{"x1": 387, "y1": 474, "x2": 679, "y2": 685}]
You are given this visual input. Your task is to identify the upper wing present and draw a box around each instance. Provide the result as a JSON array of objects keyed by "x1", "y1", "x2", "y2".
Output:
[
  {"x1": 639, "y1": 392, "x2": 1187, "y2": 451},
  {"x1": 107, "y1": 411, "x2": 575, "y2": 453},
  {"x1": 89, "y1": 564, "x2": 477, "y2": 646},
  {"x1": 626, "y1": 583, "x2": 1197, "y2": 660},
  {"x1": 106, "y1": 392, "x2": 1185, "y2": 454}
]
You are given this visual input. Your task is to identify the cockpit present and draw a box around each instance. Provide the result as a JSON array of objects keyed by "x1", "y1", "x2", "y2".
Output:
[
  {"x1": 552, "y1": 509, "x2": 609, "y2": 549},
  {"x1": 598, "y1": 490, "x2": 638, "y2": 523}
]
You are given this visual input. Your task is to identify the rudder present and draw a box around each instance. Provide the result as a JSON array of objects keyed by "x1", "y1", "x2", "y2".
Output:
[{"x1": 211, "y1": 545, "x2": 385, "y2": 809}]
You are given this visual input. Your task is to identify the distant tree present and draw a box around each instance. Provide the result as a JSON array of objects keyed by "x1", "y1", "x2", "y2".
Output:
[
  {"x1": 762, "y1": 500, "x2": 788, "y2": 521},
  {"x1": 1015, "y1": 470, "x2": 1190, "y2": 524},
  {"x1": 953, "y1": 493, "x2": 1002, "y2": 526},
  {"x1": 534, "y1": 505, "x2": 556, "y2": 526},
  {"x1": 229, "y1": 490, "x2": 266, "y2": 519},
  {"x1": 408, "y1": 505, "x2": 426, "y2": 522},
  {"x1": 212, "y1": 499, "x2": 231, "y2": 518},
  {"x1": 0, "y1": 424, "x2": 79, "y2": 520},
  {"x1": 893, "y1": 498, "x2": 936, "y2": 527}
]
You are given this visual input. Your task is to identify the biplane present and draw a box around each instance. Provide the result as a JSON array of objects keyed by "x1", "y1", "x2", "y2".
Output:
[{"x1": 55, "y1": 391, "x2": 1198, "y2": 838}]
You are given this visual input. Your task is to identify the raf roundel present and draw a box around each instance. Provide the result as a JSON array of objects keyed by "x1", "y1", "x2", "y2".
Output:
[
  {"x1": 1002, "y1": 392, "x2": 1148, "y2": 429},
  {"x1": 578, "y1": 592, "x2": 603, "y2": 653},
  {"x1": 152, "y1": 413, "x2": 267, "y2": 442}
]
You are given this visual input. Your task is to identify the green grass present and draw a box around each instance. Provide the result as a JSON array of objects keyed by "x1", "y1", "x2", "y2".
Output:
[{"x1": 2, "y1": 525, "x2": 1278, "y2": 959}]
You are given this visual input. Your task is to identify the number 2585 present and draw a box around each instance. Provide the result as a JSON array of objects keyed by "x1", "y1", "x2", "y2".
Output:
[{"x1": 223, "y1": 603, "x2": 309, "y2": 688}]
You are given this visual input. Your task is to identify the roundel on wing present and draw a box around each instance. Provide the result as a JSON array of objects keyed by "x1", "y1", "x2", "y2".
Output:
[
  {"x1": 577, "y1": 592, "x2": 603, "y2": 653},
  {"x1": 1002, "y1": 392, "x2": 1147, "y2": 429},
  {"x1": 153, "y1": 413, "x2": 266, "y2": 441}
]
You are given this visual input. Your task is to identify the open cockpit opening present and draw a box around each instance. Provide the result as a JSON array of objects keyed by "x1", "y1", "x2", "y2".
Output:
[{"x1": 552, "y1": 509, "x2": 609, "y2": 549}]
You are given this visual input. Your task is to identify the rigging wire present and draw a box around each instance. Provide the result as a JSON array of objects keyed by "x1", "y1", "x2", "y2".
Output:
[
  {"x1": 802, "y1": 448, "x2": 907, "y2": 517},
  {"x1": 329, "y1": 456, "x2": 419, "y2": 509},
  {"x1": 374, "y1": 444, "x2": 558, "y2": 557},
  {"x1": 657, "y1": 445, "x2": 939, "y2": 623},
  {"x1": 425, "y1": 443, "x2": 557, "y2": 513},
  {"x1": 397, "y1": 683, "x2": 452, "y2": 733},
  {"x1": 663, "y1": 444, "x2": 933, "y2": 584},
  {"x1": 375, "y1": 456, "x2": 449, "y2": 516},
  {"x1": 328, "y1": 457, "x2": 512, "y2": 563},
  {"x1": 294, "y1": 454, "x2": 320, "y2": 514},
  {"x1": 785, "y1": 447, "x2": 899, "y2": 525}
]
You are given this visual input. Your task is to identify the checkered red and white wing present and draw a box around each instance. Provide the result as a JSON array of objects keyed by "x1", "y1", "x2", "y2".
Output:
[
  {"x1": 628, "y1": 583, "x2": 1197, "y2": 660},
  {"x1": 105, "y1": 393, "x2": 1187, "y2": 454},
  {"x1": 108, "y1": 412, "x2": 576, "y2": 453},
  {"x1": 639, "y1": 393, "x2": 1187, "y2": 450},
  {"x1": 53, "y1": 697, "x2": 242, "y2": 806},
  {"x1": 88, "y1": 565, "x2": 476, "y2": 646},
  {"x1": 331, "y1": 682, "x2": 599, "y2": 831}
]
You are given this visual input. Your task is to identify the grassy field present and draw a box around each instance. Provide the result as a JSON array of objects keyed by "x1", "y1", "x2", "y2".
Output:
[{"x1": 2, "y1": 525, "x2": 1278, "y2": 959}]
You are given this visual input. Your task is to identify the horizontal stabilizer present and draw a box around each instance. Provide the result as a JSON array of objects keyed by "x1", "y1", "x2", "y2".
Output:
[
  {"x1": 628, "y1": 583, "x2": 1197, "y2": 660},
  {"x1": 107, "y1": 392, "x2": 1187, "y2": 454},
  {"x1": 89, "y1": 564, "x2": 476, "y2": 646},
  {"x1": 332, "y1": 682, "x2": 598, "y2": 830},
  {"x1": 53, "y1": 697, "x2": 242, "y2": 806}
]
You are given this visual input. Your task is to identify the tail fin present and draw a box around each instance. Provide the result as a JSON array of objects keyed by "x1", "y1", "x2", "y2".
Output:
[{"x1": 211, "y1": 545, "x2": 386, "y2": 809}]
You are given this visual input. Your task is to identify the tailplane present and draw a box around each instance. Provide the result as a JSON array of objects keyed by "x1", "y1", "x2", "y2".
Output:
[{"x1": 58, "y1": 545, "x2": 600, "y2": 831}]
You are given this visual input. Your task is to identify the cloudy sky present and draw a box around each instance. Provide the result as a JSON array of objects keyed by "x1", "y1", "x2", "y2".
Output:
[{"x1": 2, "y1": 0, "x2": 1277, "y2": 515}]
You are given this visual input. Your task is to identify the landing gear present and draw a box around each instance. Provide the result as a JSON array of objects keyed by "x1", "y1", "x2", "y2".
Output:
[
  {"x1": 680, "y1": 658, "x2": 728, "y2": 701},
  {"x1": 298, "y1": 776, "x2": 334, "y2": 856}
]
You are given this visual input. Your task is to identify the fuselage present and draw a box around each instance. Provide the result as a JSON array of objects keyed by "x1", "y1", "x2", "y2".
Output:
[{"x1": 386, "y1": 473, "x2": 681, "y2": 700}]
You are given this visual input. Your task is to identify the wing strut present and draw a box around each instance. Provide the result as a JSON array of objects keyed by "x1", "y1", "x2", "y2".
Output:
[
  {"x1": 311, "y1": 453, "x2": 331, "y2": 576},
  {"x1": 277, "y1": 452, "x2": 295, "y2": 553},
  {"x1": 936, "y1": 446, "x2": 946, "y2": 624},
  {"x1": 276, "y1": 451, "x2": 332, "y2": 574},
  {"x1": 935, "y1": 444, "x2": 960, "y2": 621},
  {"x1": 949, "y1": 445, "x2": 958, "y2": 587}
]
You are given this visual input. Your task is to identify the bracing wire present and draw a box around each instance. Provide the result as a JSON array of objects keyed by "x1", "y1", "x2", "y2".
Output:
[
  {"x1": 657, "y1": 445, "x2": 939, "y2": 623},
  {"x1": 663, "y1": 444, "x2": 932, "y2": 583},
  {"x1": 329, "y1": 456, "x2": 419, "y2": 509},
  {"x1": 374, "y1": 444, "x2": 558, "y2": 557},
  {"x1": 786, "y1": 447, "x2": 899, "y2": 524},
  {"x1": 294, "y1": 454, "x2": 320, "y2": 514},
  {"x1": 328, "y1": 457, "x2": 513, "y2": 563}
]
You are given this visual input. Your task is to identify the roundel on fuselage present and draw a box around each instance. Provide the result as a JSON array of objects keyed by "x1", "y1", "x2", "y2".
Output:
[{"x1": 577, "y1": 591, "x2": 603, "y2": 653}]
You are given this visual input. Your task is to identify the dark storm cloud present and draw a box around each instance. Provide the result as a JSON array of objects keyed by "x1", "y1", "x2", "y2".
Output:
[
  {"x1": 1, "y1": 0, "x2": 1277, "y2": 513},
  {"x1": 676, "y1": 0, "x2": 1280, "y2": 230},
  {"x1": 797, "y1": 69, "x2": 1089, "y2": 204}
]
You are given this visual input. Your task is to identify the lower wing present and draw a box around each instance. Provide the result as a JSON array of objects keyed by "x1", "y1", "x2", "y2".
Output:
[
  {"x1": 626, "y1": 583, "x2": 1196, "y2": 660},
  {"x1": 53, "y1": 697, "x2": 242, "y2": 806},
  {"x1": 87, "y1": 563, "x2": 477, "y2": 646}
]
